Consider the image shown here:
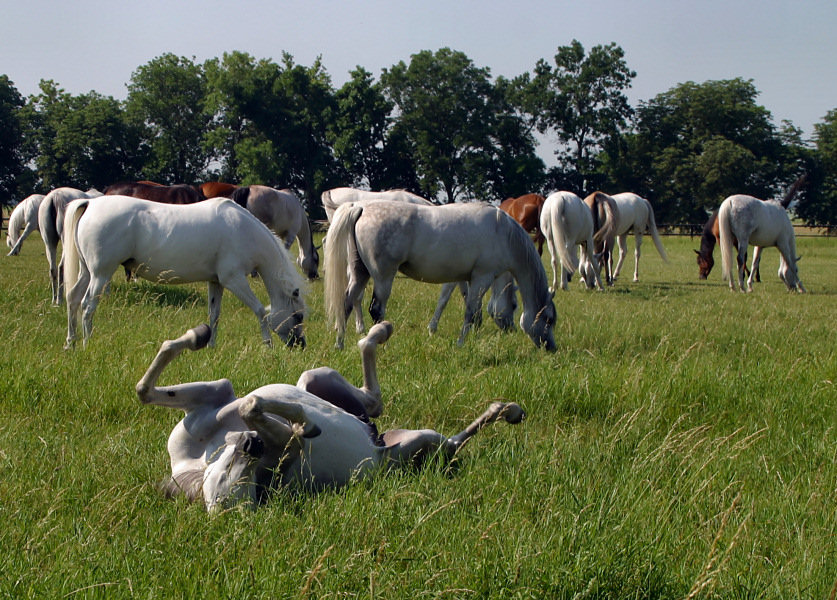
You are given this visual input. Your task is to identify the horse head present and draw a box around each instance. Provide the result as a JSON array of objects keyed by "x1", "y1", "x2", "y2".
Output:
[
  {"x1": 202, "y1": 431, "x2": 265, "y2": 513},
  {"x1": 266, "y1": 288, "x2": 307, "y2": 348},
  {"x1": 695, "y1": 249, "x2": 714, "y2": 279},
  {"x1": 520, "y1": 293, "x2": 557, "y2": 352},
  {"x1": 298, "y1": 246, "x2": 320, "y2": 281}
]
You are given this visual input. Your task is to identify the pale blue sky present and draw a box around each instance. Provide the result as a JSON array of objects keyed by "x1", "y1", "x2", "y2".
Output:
[{"x1": 2, "y1": 0, "x2": 834, "y2": 156}]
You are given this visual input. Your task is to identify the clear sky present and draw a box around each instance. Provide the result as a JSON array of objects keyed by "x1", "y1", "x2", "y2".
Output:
[{"x1": 2, "y1": 0, "x2": 834, "y2": 154}]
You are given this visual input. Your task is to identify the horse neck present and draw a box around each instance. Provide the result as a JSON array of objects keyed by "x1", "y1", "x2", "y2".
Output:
[
  {"x1": 296, "y1": 213, "x2": 314, "y2": 254},
  {"x1": 255, "y1": 240, "x2": 302, "y2": 309},
  {"x1": 507, "y1": 229, "x2": 549, "y2": 313},
  {"x1": 699, "y1": 227, "x2": 716, "y2": 257},
  {"x1": 8, "y1": 206, "x2": 23, "y2": 238}
]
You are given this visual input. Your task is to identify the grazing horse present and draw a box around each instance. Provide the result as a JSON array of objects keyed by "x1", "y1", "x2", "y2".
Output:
[
  {"x1": 37, "y1": 187, "x2": 103, "y2": 304},
  {"x1": 137, "y1": 320, "x2": 525, "y2": 512},
  {"x1": 499, "y1": 193, "x2": 546, "y2": 255},
  {"x1": 230, "y1": 185, "x2": 319, "y2": 280},
  {"x1": 104, "y1": 181, "x2": 206, "y2": 204},
  {"x1": 324, "y1": 201, "x2": 556, "y2": 350},
  {"x1": 6, "y1": 194, "x2": 45, "y2": 256},
  {"x1": 63, "y1": 196, "x2": 307, "y2": 348},
  {"x1": 582, "y1": 191, "x2": 620, "y2": 282},
  {"x1": 321, "y1": 187, "x2": 432, "y2": 222},
  {"x1": 198, "y1": 181, "x2": 238, "y2": 199},
  {"x1": 540, "y1": 191, "x2": 603, "y2": 291},
  {"x1": 695, "y1": 211, "x2": 759, "y2": 282},
  {"x1": 718, "y1": 194, "x2": 805, "y2": 292},
  {"x1": 599, "y1": 192, "x2": 668, "y2": 283}
]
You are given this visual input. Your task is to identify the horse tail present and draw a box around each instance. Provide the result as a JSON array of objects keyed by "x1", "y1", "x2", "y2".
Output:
[
  {"x1": 593, "y1": 193, "x2": 618, "y2": 244},
  {"x1": 321, "y1": 189, "x2": 338, "y2": 221},
  {"x1": 718, "y1": 198, "x2": 734, "y2": 282},
  {"x1": 6, "y1": 203, "x2": 24, "y2": 248},
  {"x1": 324, "y1": 202, "x2": 363, "y2": 333},
  {"x1": 550, "y1": 195, "x2": 578, "y2": 274},
  {"x1": 62, "y1": 199, "x2": 90, "y2": 303},
  {"x1": 780, "y1": 173, "x2": 808, "y2": 209},
  {"x1": 643, "y1": 198, "x2": 668, "y2": 262}
]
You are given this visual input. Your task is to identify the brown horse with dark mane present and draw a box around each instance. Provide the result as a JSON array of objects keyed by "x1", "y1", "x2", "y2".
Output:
[
  {"x1": 104, "y1": 181, "x2": 206, "y2": 204},
  {"x1": 499, "y1": 193, "x2": 546, "y2": 255}
]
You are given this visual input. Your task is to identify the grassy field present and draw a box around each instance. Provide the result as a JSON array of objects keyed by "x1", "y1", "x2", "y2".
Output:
[{"x1": 0, "y1": 231, "x2": 834, "y2": 599}]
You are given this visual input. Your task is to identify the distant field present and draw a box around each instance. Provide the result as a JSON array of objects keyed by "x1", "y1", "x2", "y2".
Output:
[{"x1": 0, "y1": 231, "x2": 834, "y2": 599}]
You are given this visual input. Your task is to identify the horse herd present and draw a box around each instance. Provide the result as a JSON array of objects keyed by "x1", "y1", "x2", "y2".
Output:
[{"x1": 4, "y1": 182, "x2": 806, "y2": 511}]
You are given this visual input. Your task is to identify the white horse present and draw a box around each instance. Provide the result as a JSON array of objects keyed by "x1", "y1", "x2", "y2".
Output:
[
  {"x1": 321, "y1": 187, "x2": 432, "y2": 222},
  {"x1": 325, "y1": 201, "x2": 556, "y2": 350},
  {"x1": 230, "y1": 185, "x2": 319, "y2": 280},
  {"x1": 63, "y1": 196, "x2": 307, "y2": 349},
  {"x1": 136, "y1": 320, "x2": 525, "y2": 512},
  {"x1": 37, "y1": 187, "x2": 103, "y2": 304},
  {"x1": 718, "y1": 194, "x2": 806, "y2": 292},
  {"x1": 601, "y1": 192, "x2": 668, "y2": 283},
  {"x1": 582, "y1": 191, "x2": 620, "y2": 285},
  {"x1": 540, "y1": 191, "x2": 603, "y2": 291},
  {"x1": 6, "y1": 194, "x2": 45, "y2": 255}
]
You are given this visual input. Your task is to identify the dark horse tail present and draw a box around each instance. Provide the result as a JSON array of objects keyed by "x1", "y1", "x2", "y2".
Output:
[{"x1": 230, "y1": 186, "x2": 251, "y2": 210}]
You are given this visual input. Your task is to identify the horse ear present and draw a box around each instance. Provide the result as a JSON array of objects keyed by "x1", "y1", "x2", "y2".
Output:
[
  {"x1": 796, "y1": 256, "x2": 802, "y2": 262},
  {"x1": 694, "y1": 249, "x2": 700, "y2": 255},
  {"x1": 293, "y1": 288, "x2": 300, "y2": 298}
]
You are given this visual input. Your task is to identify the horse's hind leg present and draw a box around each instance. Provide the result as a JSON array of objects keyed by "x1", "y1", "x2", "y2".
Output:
[
  {"x1": 64, "y1": 265, "x2": 91, "y2": 349},
  {"x1": 736, "y1": 241, "x2": 749, "y2": 292},
  {"x1": 632, "y1": 232, "x2": 643, "y2": 282},
  {"x1": 746, "y1": 246, "x2": 762, "y2": 291},
  {"x1": 613, "y1": 234, "x2": 629, "y2": 281},
  {"x1": 381, "y1": 400, "x2": 525, "y2": 468},
  {"x1": 458, "y1": 276, "x2": 491, "y2": 345},
  {"x1": 429, "y1": 283, "x2": 458, "y2": 333}
]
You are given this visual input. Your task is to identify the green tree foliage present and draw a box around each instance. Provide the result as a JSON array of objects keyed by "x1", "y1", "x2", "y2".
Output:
[
  {"x1": 795, "y1": 109, "x2": 837, "y2": 228},
  {"x1": 382, "y1": 48, "x2": 527, "y2": 203},
  {"x1": 126, "y1": 54, "x2": 210, "y2": 183},
  {"x1": 20, "y1": 80, "x2": 144, "y2": 191},
  {"x1": 0, "y1": 75, "x2": 26, "y2": 202},
  {"x1": 516, "y1": 40, "x2": 635, "y2": 193},
  {"x1": 602, "y1": 78, "x2": 789, "y2": 223}
]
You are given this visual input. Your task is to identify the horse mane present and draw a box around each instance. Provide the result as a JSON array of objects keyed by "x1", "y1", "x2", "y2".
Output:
[
  {"x1": 158, "y1": 471, "x2": 204, "y2": 503},
  {"x1": 230, "y1": 186, "x2": 251, "y2": 210},
  {"x1": 500, "y1": 209, "x2": 549, "y2": 302}
]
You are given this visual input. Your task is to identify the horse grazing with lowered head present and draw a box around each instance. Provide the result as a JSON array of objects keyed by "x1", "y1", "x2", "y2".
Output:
[
  {"x1": 137, "y1": 320, "x2": 525, "y2": 512},
  {"x1": 230, "y1": 185, "x2": 319, "y2": 280},
  {"x1": 718, "y1": 194, "x2": 805, "y2": 292},
  {"x1": 324, "y1": 201, "x2": 556, "y2": 350},
  {"x1": 540, "y1": 191, "x2": 603, "y2": 291},
  {"x1": 6, "y1": 194, "x2": 45, "y2": 256},
  {"x1": 582, "y1": 191, "x2": 620, "y2": 284},
  {"x1": 104, "y1": 181, "x2": 206, "y2": 204},
  {"x1": 63, "y1": 196, "x2": 307, "y2": 349},
  {"x1": 321, "y1": 187, "x2": 432, "y2": 222},
  {"x1": 499, "y1": 193, "x2": 546, "y2": 255},
  {"x1": 427, "y1": 272, "x2": 518, "y2": 335},
  {"x1": 38, "y1": 187, "x2": 103, "y2": 305}
]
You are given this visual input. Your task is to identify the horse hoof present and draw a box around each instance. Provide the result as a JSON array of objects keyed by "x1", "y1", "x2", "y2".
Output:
[
  {"x1": 188, "y1": 324, "x2": 212, "y2": 350},
  {"x1": 501, "y1": 402, "x2": 525, "y2": 424}
]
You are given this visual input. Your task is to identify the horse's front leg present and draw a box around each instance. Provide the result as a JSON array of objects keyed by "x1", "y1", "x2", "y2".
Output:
[
  {"x1": 429, "y1": 283, "x2": 457, "y2": 334},
  {"x1": 747, "y1": 246, "x2": 763, "y2": 291},
  {"x1": 457, "y1": 275, "x2": 491, "y2": 346},
  {"x1": 632, "y1": 233, "x2": 643, "y2": 282},
  {"x1": 736, "y1": 242, "x2": 749, "y2": 292},
  {"x1": 213, "y1": 277, "x2": 271, "y2": 346},
  {"x1": 613, "y1": 234, "x2": 629, "y2": 281}
]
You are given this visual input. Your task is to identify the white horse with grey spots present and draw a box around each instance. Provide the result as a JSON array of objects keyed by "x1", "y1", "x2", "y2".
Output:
[{"x1": 136, "y1": 321, "x2": 525, "y2": 512}]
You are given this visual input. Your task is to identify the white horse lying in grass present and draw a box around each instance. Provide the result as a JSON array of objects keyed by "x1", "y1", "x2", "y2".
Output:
[
  {"x1": 38, "y1": 187, "x2": 103, "y2": 304},
  {"x1": 136, "y1": 321, "x2": 525, "y2": 512},
  {"x1": 6, "y1": 194, "x2": 45, "y2": 256},
  {"x1": 540, "y1": 191, "x2": 603, "y2": 291},
  {"x1": 718, "y1": 194, "x2": 806, "y2": 293},
  {"x1": 63, "y1": 196, "x2": 307, "y2": 349}
]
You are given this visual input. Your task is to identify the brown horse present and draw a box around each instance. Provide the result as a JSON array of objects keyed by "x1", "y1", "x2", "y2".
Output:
[
  {"x1": 198, "y1": 181, "x2": 238, "y2": 199},
  {"x1": 499, "y1": 194, "x2": 546, "y2": 255},
  {"x1": 104, "y1": 181, "x2": 206, "y2": 204}
]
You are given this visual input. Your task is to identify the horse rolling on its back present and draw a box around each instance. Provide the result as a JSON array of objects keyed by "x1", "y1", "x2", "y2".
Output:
[
  {"x1": 230, "y1": 185, "x2": 319, "y2": 280},
  {"x1": 62, "y1": 196, "x2": 307, "y2": 348},
  {"x1": 540, "y1": 191, "x2": 603, "y2": 291},
  {"x1": 6, "y1": 193, "x2": 45, "y2": 256},
  {"x1": 324, "y1": 201, "x2": 556, "y2": 351},
  {"x1": 718, "y1": 194, "x2": 805, "y2": 292},
  {"x1": 37, "y1": 187, "x2": 103, "y2": 304},
  {"x1": 104, "y1": 181, "x2": 206, "y2": 204},
  {"x1": 499, "y1": 193, "x2": 546, "y2": 255}
]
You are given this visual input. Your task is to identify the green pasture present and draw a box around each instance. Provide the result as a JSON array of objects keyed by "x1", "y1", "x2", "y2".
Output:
[{"x1": 0, "y1": 232, "x2": 834, "y2": 599}]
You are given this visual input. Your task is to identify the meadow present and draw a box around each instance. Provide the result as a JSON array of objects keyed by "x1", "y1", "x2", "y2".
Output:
[{"x1": 0, "y1": 230, "x2": 834, "y2": 599}]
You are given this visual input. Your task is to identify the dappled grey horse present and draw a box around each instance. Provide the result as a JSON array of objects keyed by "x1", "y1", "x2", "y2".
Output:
[{"x1": 137, "y1": 321, "x2": 525, "y2": 512}]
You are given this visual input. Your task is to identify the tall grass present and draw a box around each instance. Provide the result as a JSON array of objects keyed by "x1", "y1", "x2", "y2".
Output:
[{"x1": 0, "y1": 233, "x2": 834, "y2": 599}]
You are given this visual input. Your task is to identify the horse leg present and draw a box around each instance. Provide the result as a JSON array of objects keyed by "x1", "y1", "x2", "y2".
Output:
[
  {"x1": 207, "y1": 281, "x2": 225, "y2": 347},
  {"x1": 381, "y1": 400, "x2": 524, "y2": 468},
  {"x1": 64, "y1": 263, "x2": 91, "y2": 350},
  {"x1": 215, "y1": 276, "x2": 272, "y2": 346},
  {"x1": 457, "y1": 275, "x2": 491, "y2": 346},
  {"x1": 632, "y1": 233, "x2": 643, "y2": 282},
  {"x1": 46, "y1": 243, "x2": 60, "y2": 305},
  {"x1": 735, "y1": 241, "x2": 749, "y2": 292},
  {"x1": 339, "y1": 262, "x2": 371, "y2": 350},
  {"x1": 613, "y1": 234, "x2": 629, "y2": 281},
  {"x1": 7, "y1": 223, "x2": 36, "y2": 256},
  {"x1": 746, "y1": 246, "x2": 762, "y2": 291},
  {"x1": 79, "y1": 274, "x2": 111, "y2": 347},
  {"x1": 368, "y1": 275, "x2": 395, "y2": 325},
  {"x1": 429, "y1": 283, "x2": 458, "y2": 334}
]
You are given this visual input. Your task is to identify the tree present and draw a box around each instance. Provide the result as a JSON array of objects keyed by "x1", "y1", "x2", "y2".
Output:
[
  {"x1": 794, "y1": 109, "x2": 837, "y2": 229},
  {"x1": 517, "y1": 40, "x2": 635, "y2": 193},
  {"x1": 21, "y1": 81, "x2": 145, "y2": 191},
  {"x1": 601, "y1": 78, "x2": 790, "y2": 224},
  {"x1": 0, "y1": 75, "x2": 27, "y2": 202},
  {"x1": 381, "y1": 48, "x2": 501, "y2": 203},
  {"x1": 126, "y1": 54, "x2": 210, "y2": 183}
]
